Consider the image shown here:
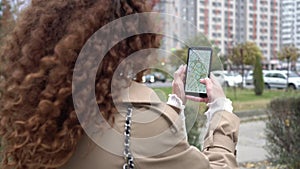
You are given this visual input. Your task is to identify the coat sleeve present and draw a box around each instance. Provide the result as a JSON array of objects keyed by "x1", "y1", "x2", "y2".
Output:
[{"x1": 202, "y1": 111, "x2": 240, "y2": 169}]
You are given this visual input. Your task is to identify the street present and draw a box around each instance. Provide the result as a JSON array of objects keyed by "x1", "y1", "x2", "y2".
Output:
[{"x1": 144, "y1": 81, "x2": 172, "y2": 88}]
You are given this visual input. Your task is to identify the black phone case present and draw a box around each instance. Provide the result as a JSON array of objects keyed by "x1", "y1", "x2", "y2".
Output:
[{"x1": 184, "y1": 46, "x2": 213, "y2": 98}]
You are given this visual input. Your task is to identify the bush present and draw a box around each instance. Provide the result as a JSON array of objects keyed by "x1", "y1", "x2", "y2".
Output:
[
  {"x1": 265, "y1": 97, "x2": 300, "y2": 168},
  {"x1": 253, "y1": 55, "x2": 264, "y2": 95}
]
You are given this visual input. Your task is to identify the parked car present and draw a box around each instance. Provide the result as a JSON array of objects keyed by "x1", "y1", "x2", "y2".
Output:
[
  {"x1": 263, "y1": 70, "x2": 300, "y2": 90},
  {"x1": 212, "y1": 71, "x2": 243, "y2": 87},
  {"x1": 142, "y1": 72, "x2": 166, "y2": 83},
  {"x1": 245, "y1": 70, "x2": 270, "y2": 86},
  {"x1": 152, "y1": 72, "x2": 166, "y2": 82},
  {"x1": 245, "y1": 71, "x2": 254, "y2": 86},
  {"x1": 142, "y1": 74, "x2": 155, "y2": 83}
]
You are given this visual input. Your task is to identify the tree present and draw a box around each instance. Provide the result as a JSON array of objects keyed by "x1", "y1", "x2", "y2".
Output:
[
  {"x1": 253, "y1": 55, "x2": 264, "y2": 95},
  {"x1": 229, "y1": 42, "x2": 263, "y2": 89},
  {"x1": 278, "y1": 46, "x2": 298, "y2": 89},
  {"x1": 278, "y1": 46, "x2": 298, "y2": 70},
  {"x1": 278, "y1": 46, "x2": 298, "y2": 91}
]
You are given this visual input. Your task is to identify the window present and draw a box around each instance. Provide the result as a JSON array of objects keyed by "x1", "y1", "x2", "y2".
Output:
[
  {"x1": 265, "y1": 73, "x2": 272, "y2": 78},
  {"x1": 273, "y1": 73, "x2": 286, "y2": 79},
  {"x1": 212, "y1": 2, "x2": 221, "y2": 7},
  {"x1": 213, "y1": 17, "x2": 221, "y2": 22}
]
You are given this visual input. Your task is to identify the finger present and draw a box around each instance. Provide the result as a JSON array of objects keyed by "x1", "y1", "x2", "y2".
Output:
[
  {"x1": 209, "y1": 73, "x2": 219, "y2": 85},
  {"x1": 186, "y1": 95, "x2": 201, "y2": 102},
  {"x1": 182, "y1": 65, "x2": 187, "y2": 74},
  {"x1": 174, "y1": 65, "x2": 186, "y2": 81},
  {"x1": 186, "y1": 95, "x2": 208, "y2": 103},
  {"x1": 199, "y1": 77, "x2": 212, "y2": 87},
  {"x1": 179, "y1": 65, "x2": 186, "y2": 79},
  {"x1": 174, "y1": 65, "x2": 183, "y2": 78}
]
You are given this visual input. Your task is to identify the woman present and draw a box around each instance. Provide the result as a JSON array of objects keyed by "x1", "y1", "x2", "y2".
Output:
[{"x1": 0, "y1": 0, "x2": 239, "y2": 169}]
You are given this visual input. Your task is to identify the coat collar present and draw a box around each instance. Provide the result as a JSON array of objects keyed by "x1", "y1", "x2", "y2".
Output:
[{"x1": 118, "y1": 81, "x2": 161, "y2": 104}]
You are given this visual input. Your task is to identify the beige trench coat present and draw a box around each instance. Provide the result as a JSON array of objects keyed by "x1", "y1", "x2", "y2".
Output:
[{"x1": 60, "y1": 82, "x2": 240, "y2": 169}]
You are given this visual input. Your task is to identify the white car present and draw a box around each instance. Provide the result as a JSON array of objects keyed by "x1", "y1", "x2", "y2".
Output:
[
  {"x1": 212, "y1": 71, "x2": 243, "y2": 87},
  {"x1": 245, "y1": 70, "x2": 270, "y2": 86},
  {"x1": 263, "y1": 70, "x2": 300, "y2": 89},
  {"x1": 142, "y1": 74, "x2": 155, "y2": 83}
]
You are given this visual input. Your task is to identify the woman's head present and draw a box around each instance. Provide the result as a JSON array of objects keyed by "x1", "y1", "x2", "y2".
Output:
[{"x1": 0, "y1": 0, "x2": 159, "y2": 168}]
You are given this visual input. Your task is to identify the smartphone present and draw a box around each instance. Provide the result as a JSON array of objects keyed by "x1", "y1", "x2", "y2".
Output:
[{"x1": 185, "y1": 46, "x2": 213, "y2": 98}]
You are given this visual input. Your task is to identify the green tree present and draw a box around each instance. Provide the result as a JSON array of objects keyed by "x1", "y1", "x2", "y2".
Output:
[
  {"x1": 278, "y1": 46, "x2": 298, "y2": 70},
  {"x1": 229, "y1": 42, "x2": 263, "y2": 89},
  {"x1": 278, "y1": 46, "x2": 298, "y2": 87},
  {"x1": 278, "y1": 46, "x2": 298, "y2": 91},
  {"x1": 253, "y1": 55, "x2": 264, "y2": 95}
]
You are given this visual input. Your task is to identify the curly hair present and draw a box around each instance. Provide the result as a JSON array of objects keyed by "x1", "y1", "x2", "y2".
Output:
[{"x1": 0, "y1": 0, "x2": 160, "y2": 168}]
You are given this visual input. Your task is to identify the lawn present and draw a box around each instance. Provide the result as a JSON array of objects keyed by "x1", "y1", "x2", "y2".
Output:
[
  {"x1": 153, "y1": 87, "x2": 300, "y2": 112},
  {"x1": 225, "y1": 87, "x2": 300, "y2": 112}
]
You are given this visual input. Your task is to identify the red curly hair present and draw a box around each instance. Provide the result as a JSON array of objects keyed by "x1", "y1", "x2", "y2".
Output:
[{"x1": 0, "y1": 0, "x2": 160, "y2": 168}]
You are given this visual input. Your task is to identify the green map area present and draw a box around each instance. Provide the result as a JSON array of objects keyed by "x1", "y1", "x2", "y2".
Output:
[{"x1": 185, "y1": 49, "x2": 211, "y2": 93}]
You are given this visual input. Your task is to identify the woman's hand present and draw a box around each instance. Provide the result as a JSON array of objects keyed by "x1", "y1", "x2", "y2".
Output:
[
  {"x1": 172, "y1": 65, "x2": 187, "y2": 104},
  {"x1": 186, "y1": 73, "x2": 225, "y2": 104}
]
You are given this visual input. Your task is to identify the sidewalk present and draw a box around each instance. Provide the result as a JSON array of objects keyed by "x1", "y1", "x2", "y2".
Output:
[
  {"x1": 235, "y1": 109, "x2": 268, "y2": 122},
  {"x1": 237, "y1": 120, "x2": 267, "y2": 163},
  {"x1": 235, "y1": 109, "x2": 272, "y2": 168}
]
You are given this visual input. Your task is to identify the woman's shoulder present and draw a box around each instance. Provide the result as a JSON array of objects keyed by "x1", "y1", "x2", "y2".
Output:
[{"x1": 118, "y1": 81, "x2": 162, "y2": 104}]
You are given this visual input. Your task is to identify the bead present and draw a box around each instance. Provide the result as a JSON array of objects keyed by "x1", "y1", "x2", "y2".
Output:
[{"x1": 123, "y1": 105, "x2": 134, "y2": 168}]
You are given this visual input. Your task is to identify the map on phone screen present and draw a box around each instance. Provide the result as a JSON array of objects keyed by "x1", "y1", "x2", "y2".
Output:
[{"x1": 185, "y1": 49, "x2": 211, "y2": 94}]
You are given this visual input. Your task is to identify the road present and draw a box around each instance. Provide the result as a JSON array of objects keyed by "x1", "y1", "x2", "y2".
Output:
[{"x1": 144, "y1": 81, "x2": 172, "y2": 88}]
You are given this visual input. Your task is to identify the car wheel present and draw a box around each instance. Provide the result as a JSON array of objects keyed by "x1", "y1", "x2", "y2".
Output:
[
  {"x1": 288, "y1": 84, "x2": 296, "y2": 90},
  {"x1": 264, "y1": 83, "x2": 270, "y2": 89}
]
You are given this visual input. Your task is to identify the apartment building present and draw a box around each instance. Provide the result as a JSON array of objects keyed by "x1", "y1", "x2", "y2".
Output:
[
  {"x1": 280, "y1": 0, "x2": 300, "y2": 49},
  {"x1": 236, "y1": 0, "x2": 280, "y2": 64},
  {"x1": 197, "y1": 0, "x2": 236, "y2": 56},
  {"x1": 153, "y1": 0, "x2": 197, "y2": 51},
  {"x1": 154, "y1": 0, "x2": 281, "y2": 67}
]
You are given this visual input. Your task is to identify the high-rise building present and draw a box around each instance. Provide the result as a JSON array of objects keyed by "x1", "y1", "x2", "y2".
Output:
[
  {"x1": 155, "y1": 0, "x2": 281, "y2": 67},
  {"x1": 197, "y1": 0, "x2": 236, "y2": 56},
  {"x1": 196, "y1": 0, "x2": 280, "y2": 66},
  {"x1": 153, "y1": 0, "x2": 197, "y2": 51},
  {"x1": 280, "y1": 0, "x2": 300, "y2": 49},
  {"x1": 235, "y1": 0, "x2": 280, "y2": 64}
]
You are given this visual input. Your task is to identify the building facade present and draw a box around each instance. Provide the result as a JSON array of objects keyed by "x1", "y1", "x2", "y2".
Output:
[
  {"x1": 235, "y1": 0, "x2": 280, "y2": 64},
  {"x1": 153, "y1": 0, "x2": 197, "y2": 52},
  {"x1": 197, "y1": 0, "x2": 236, "y2": 56},
  {"x1": 154, "y1": 0, "x2": 281, "y2": 67},
  {"x1": 280, "y1": 0, "x2": 300, "y2": 49}
]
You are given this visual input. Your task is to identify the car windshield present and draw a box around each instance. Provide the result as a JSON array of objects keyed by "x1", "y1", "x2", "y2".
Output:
[{"x1": 287, "y1": 72, "x2": 300, "y2": 77}]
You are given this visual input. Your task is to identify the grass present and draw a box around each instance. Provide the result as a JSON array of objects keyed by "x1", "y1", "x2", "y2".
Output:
[
  {"x1": 225, "y1": 87, "x2": 300, "y2": 112},
  {"x1": 153, "y1": 86, "x2": 300, "y2": 112}
]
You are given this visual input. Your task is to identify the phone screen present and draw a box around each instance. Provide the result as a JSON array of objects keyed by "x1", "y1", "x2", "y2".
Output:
[{"x1": 185, "y1": 47, "x2": 212, "y2": 97}]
